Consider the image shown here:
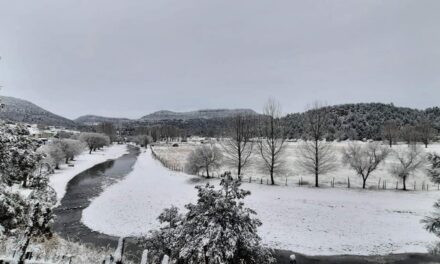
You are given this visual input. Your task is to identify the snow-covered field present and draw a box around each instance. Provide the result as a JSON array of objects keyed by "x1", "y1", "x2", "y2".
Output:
[
  {"x1": 153, "y1": 141, "x2": 440, "y2": 189},
  {"x1": 49, "y1": 144, "x2": 128, "y2": 202},
  {"x1": 82, "y1": 148, "x2": 440, "y2": 255}
]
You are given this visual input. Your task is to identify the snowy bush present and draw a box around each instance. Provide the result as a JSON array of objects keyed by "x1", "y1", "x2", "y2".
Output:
[
  {"x1": 184, "y1": 144, "x2": 223, "y2": 178},
  {"x1": 0, "y1": 124, "x2": 44, "y2": 187},
  {"x1": 56, "y1": 139, "x2": 85, "y2": 163},
  {"x1": 79, "y1": 132, "x2": 110, "y2": 154},
  {"x1": 427, "y1": 153, "x2": 440, "y2": 183},
  {"x1": 389, "y1": 145, "x2": 426, "y2": 190},
  {"x1": 142, "y1": 172, "x2": 275, "y2": 264},
  {"x1": 38, "y1": 143, "x2": 65, "y2": 169}
]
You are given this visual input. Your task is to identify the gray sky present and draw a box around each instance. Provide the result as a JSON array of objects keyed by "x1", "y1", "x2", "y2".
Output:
[{"x1": 0, "y1": 0, "x2": 439, "y2": 119}]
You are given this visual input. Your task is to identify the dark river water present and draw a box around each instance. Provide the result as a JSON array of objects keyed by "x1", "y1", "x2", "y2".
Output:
[{"x1": 53, "y1": 145, "x2": 143, "y2": 261}]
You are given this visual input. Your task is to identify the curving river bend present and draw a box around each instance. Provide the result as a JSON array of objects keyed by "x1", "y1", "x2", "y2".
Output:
[{"x1": 53, "y1": 145, "x2": 142, "y2": 260}]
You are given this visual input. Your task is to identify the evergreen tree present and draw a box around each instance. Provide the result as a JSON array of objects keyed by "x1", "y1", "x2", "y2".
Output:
[{"x1": 143, "y1": 172, "x2": 274, "y2": 264}]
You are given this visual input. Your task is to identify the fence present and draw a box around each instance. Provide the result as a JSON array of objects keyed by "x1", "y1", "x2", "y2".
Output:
[
  {"x1": 150, "y1": 147, "x2": 184, "y2": 172},
  {"x1": 150, "y1": 147, "x2": 439, "y2": 192}
]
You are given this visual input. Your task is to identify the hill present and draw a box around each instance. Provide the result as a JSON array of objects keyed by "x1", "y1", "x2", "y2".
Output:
[
  {"x1": 0, "y1": 96, "x2": 76, "y2": 127},
  {"x1": 284, "y1": 103, "x2": 440, "y2": 140},
  {"x1": 140, "y1": 109, "x2": 258, "y2": 121},
  {"x1": 74, "y1": 115, "x2": 134, "y2": 126}
]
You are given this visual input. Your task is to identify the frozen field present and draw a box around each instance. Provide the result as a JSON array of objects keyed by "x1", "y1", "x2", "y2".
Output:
[
  {"x1": 82, "y1": 148, "x2": 440, "y2": 255},
  {"x1": 153, "y1": 141, "x2": 440, "y2": 189}
]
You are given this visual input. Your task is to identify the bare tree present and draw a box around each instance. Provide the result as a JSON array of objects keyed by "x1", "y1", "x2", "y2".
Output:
[
  {"x1": 257, "y1": 99, "x2": 286, "y2": 185},
  {"x1": 296, "y1": 140, "x2": 337, "y2": 186},
  {"x1": 300, "y1": 101, "x2": 334, "y2": 187},
  {"x1": 390, "y1": 145, "x2": 425, "y2": 190},
  {"x1": 416, "y1": 119, "x2": 436, "y2": 148},
  {"x1": 185, "y1": 144, "x2": 223, "y2": 178},
  {"x1": 221, "y1": 114, "x2": 255, "y2": 178},
  {"x1": 382, "y1": 120, "x2": 399, "y2": 148},
  {"x1": 342, "y1": 142, "x2": 390, "y2": 189},
  {"x1": 400, "y1": 125, "x2": 417, "y2": 146}
]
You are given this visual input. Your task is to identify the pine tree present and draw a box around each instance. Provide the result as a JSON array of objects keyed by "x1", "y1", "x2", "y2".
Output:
[{"x1": 144, "y1": 172, "x2": 274, "y2": 264}]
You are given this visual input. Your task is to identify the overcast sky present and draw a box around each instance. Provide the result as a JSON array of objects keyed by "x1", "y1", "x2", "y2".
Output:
[{"x1": 0, "y1": 1, "x2": 439, "y2": 119}]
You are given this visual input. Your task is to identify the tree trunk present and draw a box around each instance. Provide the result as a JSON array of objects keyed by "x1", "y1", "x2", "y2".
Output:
[
  {"x1": 315, "y1": 140, "x2": 319, "y2": 187},
  {"x1": 18, "y1": 236, "x2": 31, "y2": 264},
  {"x1": 270, "y1": 166, "x2": 274, "y2": 185},
  {"x1": 206, "y1": 167, "x2": 210, "y2": 178},
  {"x1": 22, "y1": 176, "x2": 27, "y2": 188},
  {"x1": 403, "y1": 176, "x2": 407, "y2": 191},
  {"x1": 362, "y1": 178, "x2": 367, "y2": 189}
]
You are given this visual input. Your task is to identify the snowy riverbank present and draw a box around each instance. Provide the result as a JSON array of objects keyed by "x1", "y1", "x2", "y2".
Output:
[
  {"x1": 82, "y1": 148, "x2": 439, "y2": 256},
  {"x1": 49, "y1": 144, "x2": 129, "y2": 202}
]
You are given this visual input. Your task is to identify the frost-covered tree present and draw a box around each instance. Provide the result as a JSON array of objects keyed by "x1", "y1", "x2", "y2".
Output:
[
  {"x1": 0, "y1": 185, "x2": 28, "y2": 236},
  {"x1": 257, "y1": 98, "x2": 286, "y2": 185},
  {"x1": 135, "y1": 134, "x2": 153, "y2": 148},
  {"x1": 0, "y1": 125, "x2": 44, "y2": 187},
  {"x1": 79, "y1": 132, "x2": 110, "y2": 154},
  {"x1": 390, "y1": 145, "x2": 425, "y2": 190},
  {"x1": 17, "y1": 185, "x2": 56, "y2": 264},
  {"x1": 0, "y1": 119, "x2": 56, "y2": 261},
  {"x1": 56, "y1": 139, "x2": 85, "y2": 163},
  {"x1": 185, "y1": 144, "x2": 223, "y2": 178},
  {"x1": 221, "y1": 114, "x2": 255, "y2": 178},
  {"x1": 38, "y1": 143, "x2": 65, "y2": 169},
  {"x1": 143, "y1": 173, "x2": 274, "y2": 264},
  {"x1": 427, "y1": 153, "x2": 440, "y2": 184},
  {"x1": 422, "y1": 200, "x2": 440, "y2": 254},
  {"x1": 342, "y1": 142, "x2": 390, "y2": 189}
]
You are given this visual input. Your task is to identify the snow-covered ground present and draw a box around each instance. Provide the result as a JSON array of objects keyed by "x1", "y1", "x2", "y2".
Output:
[
  {"x1": 82, "y1": 148, "x2": 440, "y2": 256},
  {"x1": 49, "y1": 144, "x2": 128, "y2": 202},
  {"x1": 153, "y1": 141, "x2": 440, "y2": 189}
]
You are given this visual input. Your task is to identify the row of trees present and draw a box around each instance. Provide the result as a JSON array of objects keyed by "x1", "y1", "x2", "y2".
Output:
[
  {"x1": 185, "y1": 100, "x2": 433, "y2": 190},
  {"x1": 382, "y1": 120, "x2": 436, "y2": 148}
]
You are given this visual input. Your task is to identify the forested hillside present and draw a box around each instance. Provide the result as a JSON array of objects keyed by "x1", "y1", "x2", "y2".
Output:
[{"x1": 284, "y1": 103, "x2": 440, "y2": 140}]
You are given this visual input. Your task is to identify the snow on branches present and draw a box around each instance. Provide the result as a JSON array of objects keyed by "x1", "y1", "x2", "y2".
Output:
[{"x1": 142, "y1": 172, "x2": 274, "y2": 264}]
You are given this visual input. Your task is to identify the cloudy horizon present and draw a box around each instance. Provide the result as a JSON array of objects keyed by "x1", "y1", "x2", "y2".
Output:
[{"x1": 1, "y1": 0, "x2": 439, "y2": 119}]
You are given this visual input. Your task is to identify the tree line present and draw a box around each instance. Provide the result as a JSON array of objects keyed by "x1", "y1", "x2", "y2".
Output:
[{"x1": 182, "y1": 100, "x2": 438, "y2": 190}]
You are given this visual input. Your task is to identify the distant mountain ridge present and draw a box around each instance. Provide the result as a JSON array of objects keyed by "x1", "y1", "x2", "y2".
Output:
[
  {"x1": 139, "y1": 109, "x2": 258, "y2": 121},
  {"x1": 0, "y1": 96, "x2": 76, "y2": 127},
  {"x1": 74, "y1": 115, "x2": 134, "y2": 126}
]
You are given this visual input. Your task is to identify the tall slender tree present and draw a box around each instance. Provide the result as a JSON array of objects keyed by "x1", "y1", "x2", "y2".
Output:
[
  {"x1": 221, "y1": 114, "x2": 255, "y2": 178},
  {"x1": 257, "y1": 99, "x2": 286, "y2": 185},
  {"x1": 300, "y1": 102, "x2": 334, "y2": 187}
]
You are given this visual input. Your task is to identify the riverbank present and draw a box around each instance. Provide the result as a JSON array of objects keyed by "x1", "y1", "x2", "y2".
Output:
[
  {"x1": 82, "y1": 148, "x2": 439, "y2": 256},
  {"x1": 49, "y1": 144, "x2": 129, "y2": 203},
  {"x1": 53, "y1": 145, "x2": 140, "y2": 255}
]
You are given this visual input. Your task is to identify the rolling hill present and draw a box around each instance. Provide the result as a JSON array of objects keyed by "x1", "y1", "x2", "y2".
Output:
[{"x1": 0, "y1": 96, "x2": 76, "y2": 127}]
